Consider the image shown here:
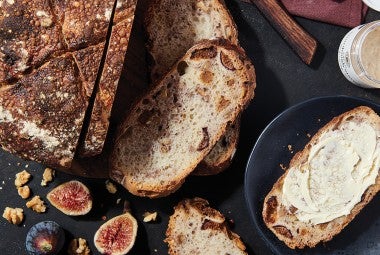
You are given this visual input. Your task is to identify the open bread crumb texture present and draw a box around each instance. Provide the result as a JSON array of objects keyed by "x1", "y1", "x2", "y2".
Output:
[
  {"x1": 166, "y1": 198, "x2": 246, "y2": 255},
  {"x1": 112, "y1": 41, "x2": 254, "y2": 195},
  {"x1": 147, "y1": 0, "x2": 237, "y2": 80}
]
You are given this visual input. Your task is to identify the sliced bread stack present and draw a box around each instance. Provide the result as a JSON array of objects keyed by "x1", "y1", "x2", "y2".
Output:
[
  {"x1": 110, "y1": 39, "x2": 255, "y2": 197},
  {"x1": 145, "y1": 0, "x2": 243, "y2": 176}
]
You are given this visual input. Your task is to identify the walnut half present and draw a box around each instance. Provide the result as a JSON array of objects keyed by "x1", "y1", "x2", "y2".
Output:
[{"x1": 2, "y1": 207, "x2": 24, "y2": 225}]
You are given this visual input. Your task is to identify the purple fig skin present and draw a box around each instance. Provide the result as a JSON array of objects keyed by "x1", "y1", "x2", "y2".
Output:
[{"x1": 25, "y1": 221, "x2": 65, "y2": 255}]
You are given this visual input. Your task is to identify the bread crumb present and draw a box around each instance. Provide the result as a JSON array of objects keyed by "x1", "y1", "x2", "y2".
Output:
[
  {"x1": 306, "y1": 133, "x2": 311, "y2": 138},
  {"x1": 143, "y1": 211, "x2": 158, "y2": 222},
  {"x1": 105, "y1": 180, "x2": 117, "y2": 194},
  {"x1": 68, "y1": 238, "x2": 91, "y2": 255},
  {"x1": 26, "y1": 196, "x2": 46, "y2": 213},
  {"x1": 101, "y1": 215, "x2": 107, "y2": 221},
  {"x1": 116, "y1": 198, "x2": 121, "y2": 204},
  {"x1": 279, "y1": 164, "x2": 287, "y2": 171},
  {"x1": 154, "y1": 249, "x2": 158, "y2": 252},
  {"x1": 287, "y1": 145, "x2": 294, "y2": 154},
  {"x1": 41, "y1": 168, "x2": 55, "y2": 186},
  {"x1": 2, "y1": 207, "x2": 24, "y2": 225},
  {"x1": 17, "y1": 185, "x2": 31, "y2": 199},
  {"x1": 15, "y1": 170, "x2": 31, "y2": 187}
]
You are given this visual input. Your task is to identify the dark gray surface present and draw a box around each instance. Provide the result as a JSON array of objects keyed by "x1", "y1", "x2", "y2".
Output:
[{"x1": 1, "y1": 1, "x2": 380, "y2": 254}]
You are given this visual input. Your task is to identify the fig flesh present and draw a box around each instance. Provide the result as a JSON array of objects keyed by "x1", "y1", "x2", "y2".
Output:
[
  {"x1": 47, "y1": 180, "x2": 92, "y2": 216},
  {"x1": 94, "y1": 213, "x2": 138, "y2": 255},
  {"x1": 25, "y1": 221, "x2": 65, "y2": 255}
]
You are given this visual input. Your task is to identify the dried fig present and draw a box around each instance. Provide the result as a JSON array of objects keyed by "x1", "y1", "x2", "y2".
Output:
[
  {"x1": 94, "y1": 212, "x2": 138, "y2": 255},
  {"x1": 25, "y1": 221, "x2": 65, "y2": 255},
  {"x1": 47, "y1": 180, "x2": 92, "y2": 216}
]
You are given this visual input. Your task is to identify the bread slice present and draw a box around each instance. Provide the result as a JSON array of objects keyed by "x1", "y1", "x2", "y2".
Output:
[
  {"x1": 79, "y1": 0, "x2": 137, "y2": 157},
  {"x1": 192, "y1": 118, "x2": 240, "y2": 176},
  {"x1": 110, "y1": 39, "x2": 255, "y2": 197},
  {"x1": 145, "y1": 0, "x2": 238, "y2": 81},
  {"x1": 165, "y1": 197, "x2": 247, "y2": 255},
  {"x1": 0, "y1": 54, "x2": 88, "y2": 168},
  {"x1": 262, "y1": 106, "x2": 380, "y2": 249},
  {"x1": 145, "y1": 0, "x2": 241, "y2": 175}
]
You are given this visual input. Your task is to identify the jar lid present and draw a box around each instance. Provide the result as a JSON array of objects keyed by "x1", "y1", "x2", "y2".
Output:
[{"x1": 363, "y1": 0, "x2": 380, "y2": 12}]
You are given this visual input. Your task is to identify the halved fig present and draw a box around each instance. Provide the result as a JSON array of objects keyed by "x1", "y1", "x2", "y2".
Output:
[
  {"x1": 94, "y1": 213, "x2": 138, "y2": 255},
  {"x1": 47, "y1": 180, "x2": 92, "y2": 216}
]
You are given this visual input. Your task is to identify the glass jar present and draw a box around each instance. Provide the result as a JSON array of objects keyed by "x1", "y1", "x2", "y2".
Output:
[{"x1": 338, "y1": 20, "x2": 380, "y2": 88}]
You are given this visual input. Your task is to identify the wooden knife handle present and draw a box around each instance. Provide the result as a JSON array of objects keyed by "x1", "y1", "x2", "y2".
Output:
[{"x1": 249, "y1": 0, "x2": 318, "y2": 65}]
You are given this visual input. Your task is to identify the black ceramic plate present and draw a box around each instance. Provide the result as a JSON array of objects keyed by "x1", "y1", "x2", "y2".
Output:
[{"x1": 244, "y1": 95, "x2": 380, "y2": 255}]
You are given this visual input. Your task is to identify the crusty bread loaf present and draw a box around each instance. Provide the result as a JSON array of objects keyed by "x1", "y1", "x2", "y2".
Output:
[
  {"x1": 165, "y1": 197, "x2": 247, "y2": 255},
  {"x1": 192, "y1": 119, "x2": 240, "y2": 176},
  {"x1": 262, "y1": 106, "x2": 380, "y2": 249},
  {"x1": 110, "y1": 39, "x2": 255, "y2": 197},
  {"x1": 145, "y1": 0, "x2": 241, "y2": 175}
]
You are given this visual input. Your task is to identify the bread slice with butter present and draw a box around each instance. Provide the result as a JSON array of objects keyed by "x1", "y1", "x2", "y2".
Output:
[
  {"x1": 110, "y1": 39, "x2": 255, "y2": 198},
  {"x1": 165, "y1": 197, "x2": 247, "y2": 255},
  {"x1": 262, "y1": 106, "x2": 380, "y2": 249}
]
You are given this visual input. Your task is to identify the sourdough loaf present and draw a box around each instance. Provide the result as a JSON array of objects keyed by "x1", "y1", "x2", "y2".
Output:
[
  {"x1": 0, "y1": 0, "x2": 126, "y2": 168},
  {"x1": 145, "y1": 0, "x2": 241, "y2": 175},
  {"x1": 165, "y1": 197, "x2": 247, "y2": 255},
  {"x1": 110, "y1": 39, "x2": 255, "y2": 197},
  {"x1": 262, "y1": 106, "x2": 380, "y2": 249}
]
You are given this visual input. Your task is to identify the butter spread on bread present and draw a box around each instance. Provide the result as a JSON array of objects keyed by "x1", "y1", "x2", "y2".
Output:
[
  {"x1": 282, "y1": 120, "x2": 380, "y2": 224},
  {"x1": 262, "y1": 106, "x2": 380, "y2": 249}
]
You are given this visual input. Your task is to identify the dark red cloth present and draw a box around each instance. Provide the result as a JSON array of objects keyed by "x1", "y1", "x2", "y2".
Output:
[
  {"x1": 243, "y1": 0, "x2": 368, "y2": 28},
  {"x1": 280, "y1": 0, "x2": 368, "y2": 28}
]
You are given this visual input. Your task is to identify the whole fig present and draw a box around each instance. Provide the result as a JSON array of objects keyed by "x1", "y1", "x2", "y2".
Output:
[
  {"x1": 94, "y1": 213, "x2": 138, "y2": 255},
  {"x1": 47, "y1": 180, "x2": 92, "y2": 216},
  {"x1": 25, "y1": 221, "x2": 65, "y2": 255}
]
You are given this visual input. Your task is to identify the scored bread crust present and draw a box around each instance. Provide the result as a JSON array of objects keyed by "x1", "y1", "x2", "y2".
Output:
[
  {"x1": 165, "y1": 197, "x2": 247, "y2": 255},
  {"x1": 145, "y1": 0, "x2": 241, "y2": 176},
  {"x1": 262, "y1": 106, "x2": 380, "y2": 249},
  {"x1": 110, "y1": 39, "x2": 255, "y2": 198}
]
